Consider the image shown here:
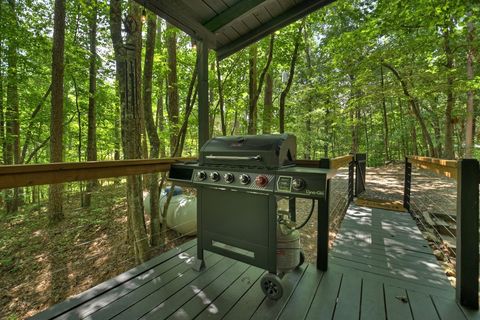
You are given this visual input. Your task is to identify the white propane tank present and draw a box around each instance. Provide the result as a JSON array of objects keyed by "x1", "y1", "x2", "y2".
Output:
[
  {"x1": 143, "y1": 190, "x2": 197, "y2": 235},
  {"x1": 159, "y1": 194, "x2": 197, "y2": 235},
  {"x1": 276, "y1": 217, "x2": 301, "y2": 272}
]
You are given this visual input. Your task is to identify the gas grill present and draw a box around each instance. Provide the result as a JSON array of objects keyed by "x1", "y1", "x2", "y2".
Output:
[{"x1": 169, "y1": 134, "x2": 334, "y2": 299}]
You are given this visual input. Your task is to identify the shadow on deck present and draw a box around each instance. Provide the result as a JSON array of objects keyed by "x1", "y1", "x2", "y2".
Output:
[{"x1": 32, "y1": 205, "x2": 478, "y2": 320}]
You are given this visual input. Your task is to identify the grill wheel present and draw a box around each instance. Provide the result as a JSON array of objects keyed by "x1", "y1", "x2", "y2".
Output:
[{"x1": 261, "y1": 273, "x2": 283, "y2": 300}]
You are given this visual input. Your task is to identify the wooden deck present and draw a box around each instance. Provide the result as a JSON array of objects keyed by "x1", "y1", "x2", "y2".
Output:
[{"x1": 32, "y1": 205, "x2": 479, "y2": 320}]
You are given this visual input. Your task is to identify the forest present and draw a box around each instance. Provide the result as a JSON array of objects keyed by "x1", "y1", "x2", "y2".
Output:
[{"x1": 0, "y1": 0, "x2": 479, "y2": 316}]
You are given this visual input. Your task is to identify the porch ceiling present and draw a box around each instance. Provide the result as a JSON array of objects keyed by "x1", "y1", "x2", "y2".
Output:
[{"x1": 137, "y1": 0, "x2": 335, "y2": 59}]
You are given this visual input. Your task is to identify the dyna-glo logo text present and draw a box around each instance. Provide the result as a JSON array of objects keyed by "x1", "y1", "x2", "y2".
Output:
[{"x1": 305, "y1": 189, "x2": 324, "y2": 196}]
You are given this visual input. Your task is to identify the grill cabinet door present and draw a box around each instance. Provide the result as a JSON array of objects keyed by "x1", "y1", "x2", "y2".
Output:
[{"x1": 199, "y1": 187, "x2": 277, "y2": 271}]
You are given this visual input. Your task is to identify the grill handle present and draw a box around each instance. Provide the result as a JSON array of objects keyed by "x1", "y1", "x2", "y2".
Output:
[{"x1": 205, "y1": 155, "x2": 262, "y2": 161}]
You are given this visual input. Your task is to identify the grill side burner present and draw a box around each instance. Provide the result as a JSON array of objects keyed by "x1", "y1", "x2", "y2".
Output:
[{"x1": 168, "y1": 134, "x2": 335, "y2": 299}]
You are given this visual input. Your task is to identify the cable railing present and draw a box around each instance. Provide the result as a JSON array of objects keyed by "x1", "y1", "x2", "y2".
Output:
[
  {"x1": 0, "y1": 155, "x2": 367, "y2": 319},
  {"x1": 285, "y1": 154, "x2": 363, "y2": 271},
  {"x1": 404, "y1": 155, "x2": 479, "y2": 310},
  {"x1": 0, "y1": 158, "x2": 194, "y2": 319}
]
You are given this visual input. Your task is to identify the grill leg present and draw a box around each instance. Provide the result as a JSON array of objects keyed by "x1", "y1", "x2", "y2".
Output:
[
  {"x1": 194, "y1": 188, "x2": 205, "y2": 271},
  {"x1": 193, "y1": 248, "x2": 205, "y2": 271},
  {"x1": 289, "y1": 198, "x2": 296, "y2": 222}
]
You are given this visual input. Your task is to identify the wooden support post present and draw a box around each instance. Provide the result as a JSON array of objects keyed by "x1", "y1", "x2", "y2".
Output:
[
  {"x1": 456, "y1": 158, "x2": 479, "y2": 309},
  {"x1": 403, "y1": 157, "x2": 412, "y2": 211},
  {"x1": 355, "y1": 153, "x2": 366, "y2": 196},
  {"x1": 197, "y1": 41, "x2": 209, "y2": 152}
]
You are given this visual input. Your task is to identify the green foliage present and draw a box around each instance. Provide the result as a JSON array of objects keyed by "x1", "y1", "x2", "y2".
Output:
[{"x1": 0, "y1": 0, "x2": 479, "y2": 169}]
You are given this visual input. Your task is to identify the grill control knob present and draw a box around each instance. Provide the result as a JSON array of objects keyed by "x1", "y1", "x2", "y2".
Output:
[
  {"x1": 224, "y1": 173, "x2": 235, "y2": 183},
  {"x1": 210, "y1": 171, "x2": 220, "y2": 182},
  {"x1": 197, "y1": 171, "x2": 207, "y2": 181},
  {"x1": 255, "y1": 175, "x2": 269, "y2": 187},
  {"x1": 292, "y1": 178, "x2": 306, "y2": 191},
  {"x1": 239, "y1": 174, "x2": 251, "y2": 185}
]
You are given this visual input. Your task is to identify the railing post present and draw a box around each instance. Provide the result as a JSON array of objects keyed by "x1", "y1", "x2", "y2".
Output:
[
  {"x1": 403, "y1": 157, "x2": 412, "y2": 211},
  {"x1": 348, "y1": 158, "x2": 354, "y2": 203},
  {"x1": 317, "y1": 158, "x2": 330, "y2": 271},
  {"x1": 456, "y1": 158, "x2": 479, "y2": 310},
  {"x1": 354, "y1": 153, "x2": 366, "y2": 196}
]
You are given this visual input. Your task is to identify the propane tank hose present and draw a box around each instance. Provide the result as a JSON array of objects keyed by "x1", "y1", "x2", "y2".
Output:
[{"x1": 294, "y1": 199, "x2": 315, "y2": 230}]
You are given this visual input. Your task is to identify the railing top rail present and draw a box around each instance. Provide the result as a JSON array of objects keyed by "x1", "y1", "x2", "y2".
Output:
[
  {"x1": 0, "y1": 157, "x2": 195, "y2": 190},
  {"x1": 407, "y1": 155, "x2": 458, "y2": 179},
  {"x1": 330, "y1": 155, "x2": 355, "y2": 170},
  {"x1": 294, "y1": 154, "x2": 354, "y2": 170}
]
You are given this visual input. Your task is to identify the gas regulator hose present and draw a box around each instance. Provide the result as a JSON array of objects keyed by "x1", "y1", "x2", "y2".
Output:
[{"x1": 294, "y1": 199, "x2": 315, "y2": 230}]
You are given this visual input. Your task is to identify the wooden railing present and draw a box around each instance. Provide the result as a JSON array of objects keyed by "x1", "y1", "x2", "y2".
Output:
[
  {"x1": 0, "y1": 157, "x2": 194, "y2": 190},
  {"x1": 294, "y1": 155, "x2": 353, "y2": 170},
  {"x1": 407, "y1": 155, "x2": 458, "y2": 179},
  {"x1": 404, "y1": 156, "x2": 479, "y2": 310}
]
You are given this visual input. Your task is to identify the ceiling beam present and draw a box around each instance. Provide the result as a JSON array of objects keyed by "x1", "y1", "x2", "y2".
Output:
[
  {"x1": 217, "y1": 0, "x2": 336, "y2": 60},
  {"x1": 139, "y1": 0, "x2": 217, "y2": 47},
  {"x1": 203, "y1": 0, "x2": 266, "y2": 32}
]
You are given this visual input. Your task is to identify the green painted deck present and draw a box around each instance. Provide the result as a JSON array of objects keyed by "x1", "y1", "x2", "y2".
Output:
[{"x1": 32, "y1": 205, "x2": 479, "y2": 320}]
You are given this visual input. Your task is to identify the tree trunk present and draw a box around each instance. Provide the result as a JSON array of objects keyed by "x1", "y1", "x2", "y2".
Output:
[
  {"x1": 0, "y1": 61, "x2": 3, "y2": 165},
  {"x1": 412, "y1": 124, "x2": 419, "y2": 156},
  {"x1": 156, "y1": 76, "x2": 166, "y2": 157},
  {"x1": 84, "y1": 0, "x2": 98, "y2": 207},
  {"x1": 0, "y1": 3, "x2": 4, "y2": 166},
  {"x1": 465, "y1": 17, "x2": 475, "y2": 158},
  {"x1": 110, "y1": 0, "x2": 150, "y2": 263},
  {"x1": 173, "y1": 56, "x2": 198, "y2": 157},
  {"x1": 166, "y1": 23, "x2": 179, "y2": 156},
  {"x1": 280, "y1": 23, "x2": 303, "y2": 133},
  {"x1": 398, "y1": 98, "x2": 409, "y2": 156},
  {"x1": 303, "y1": 28, "x2": 313, "y2": 159},
  {"x1": 349, "y1": 74, "x2": 360, "y2": 155},
  {"x1": 262, "y1": 71, "x2": 273, "y2": 134},
  {"x1": 216, "y1": 57, "x2": 227, "y2": 136},
  {"x1": 383, "y1": 63, "x2": 436, "y2": 157},
  {"x1": 4, "y1": 0, "x2": 20, "y2": 213},
  {"x1": 143, "y1": 12, "x2": 161, "y2": 246},
  {"x1": 443, "y1": 28, "x2": 455, "y2": 159},
  {"x1": 248, "y1": 35, "x2": 275, "y2": 135},
  {"x1": 208, "y1": 60, "x2": 215, "y2": 139},
  {"x1": 248, "y1": 44, "x2": 258, "y2": 134},
  {"x1": 380, "y1": 65, "x2": 389, "y2": 161},
  {"x1": 48, "y1": 0, "x2": 66, "y2": 224}
]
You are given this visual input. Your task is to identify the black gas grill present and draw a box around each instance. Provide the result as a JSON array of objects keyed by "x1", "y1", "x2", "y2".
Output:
[{"x1": 169, "y1": 134, "x2": 334, "y2": 299}]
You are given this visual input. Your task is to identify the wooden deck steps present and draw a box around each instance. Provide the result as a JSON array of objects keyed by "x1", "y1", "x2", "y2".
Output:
[{"x1": 32, "y1": 205, "x2": 478, "y2": 320}]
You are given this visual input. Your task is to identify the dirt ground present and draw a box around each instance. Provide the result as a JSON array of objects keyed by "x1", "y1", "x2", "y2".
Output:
[{"x1": 0, "y1": 164, "x2": 459, "y2": 319}]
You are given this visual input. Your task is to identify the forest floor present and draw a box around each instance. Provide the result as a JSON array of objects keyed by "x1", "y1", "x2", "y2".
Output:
[
  {"x1": 0, "y1": 182, "x2": 195, "y2": 320},
  {"x1": 0, "y1": 164, "x2": 458, "y2": 319}
]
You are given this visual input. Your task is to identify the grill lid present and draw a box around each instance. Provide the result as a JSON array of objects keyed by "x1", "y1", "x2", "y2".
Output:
[{"x1": 199, "y1": 134, "x2": 296, "y2": 169}]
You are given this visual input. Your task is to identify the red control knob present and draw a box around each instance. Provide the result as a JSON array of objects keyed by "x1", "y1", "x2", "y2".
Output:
[{"x1": 255, "y1": 175, "x2": 269, "y2": 187}]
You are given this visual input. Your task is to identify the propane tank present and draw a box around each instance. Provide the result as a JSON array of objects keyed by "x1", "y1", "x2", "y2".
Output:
[
  {"x1": 276, "y1": 212, "x2": 301, "y2": 272},
  {"x1": 143, "y1": 188, "x2": 197, "y2": 235}
]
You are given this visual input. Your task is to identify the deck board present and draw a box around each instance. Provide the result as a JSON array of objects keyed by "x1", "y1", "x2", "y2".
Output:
[
  {"x1": 384, "y1": 285, "x2": 413, "y2": 320},
  {"x1": 195, "y1": 267, "x2": 264, "y2": 319},
  {"x1": 33, "y1": 204, "x2": 477, "y2": 320},
  {"x1": 163, "y1": 261, "x2": 250, "y2": 320},
  {"x1": 360, "y1": 278, "x2": 386, "y2": 320},
  {"x1": 277, "y1": 264, "x2": 324, "y2": 320}
]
